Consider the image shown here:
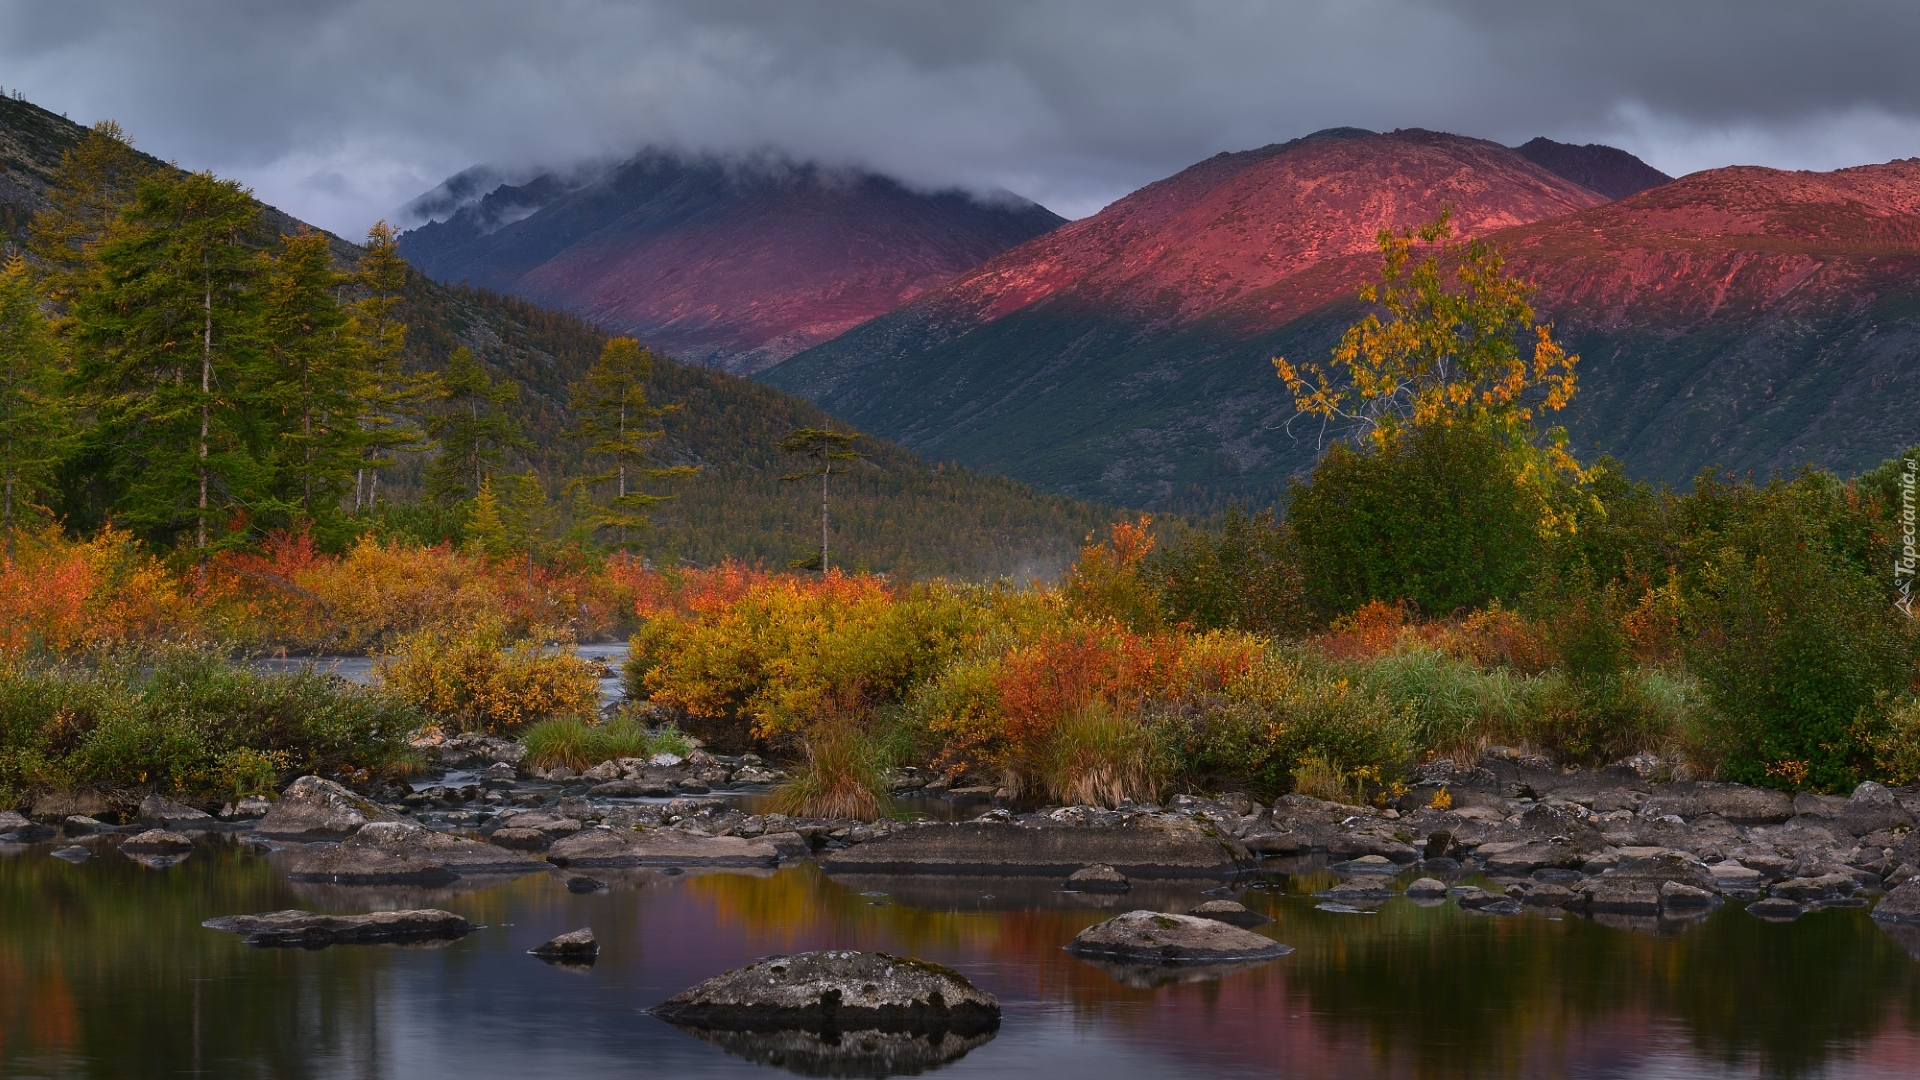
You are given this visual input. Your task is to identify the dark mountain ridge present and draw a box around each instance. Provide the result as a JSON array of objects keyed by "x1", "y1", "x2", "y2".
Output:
[
  {"x1": 398, "y1": 148, "x2": 1065, "y2": 373},
  {"x1": 1513, "y1": 137, "x2": 1674, "y2": 200}
]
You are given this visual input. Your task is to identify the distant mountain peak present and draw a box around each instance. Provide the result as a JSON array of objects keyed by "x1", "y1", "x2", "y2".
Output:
[
  {"x1": 1513, "y1": 137, "x2": 1673, "y2": 200},
  {"x1": 396, "y1": 146, "x2": 1064, "y2": 373}
]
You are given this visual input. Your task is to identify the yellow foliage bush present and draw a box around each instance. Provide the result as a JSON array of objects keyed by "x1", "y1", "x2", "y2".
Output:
[{"x1": 377, "y1": 627, "x2": 598, "y2": 733}]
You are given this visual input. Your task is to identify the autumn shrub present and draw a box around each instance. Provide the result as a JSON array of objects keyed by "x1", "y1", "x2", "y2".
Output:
[
  {"x1": 377, "y1": 627, "x2": 599, "y2": 733},
  {"x1": 0, "y1": 525, "x2": 198, "y2": 658},
  {"x1": 0, "y1": 649, "x2": 421, "y2": 805},
  {"x1": 1855, "y1": 694, "x2": 1920, "y2": 787},
  {"x1": 1062, "y1": 517, "x2": 1163, "y2": 630},
  {"x1": 628, "y1": 570, "x2": 995, "y2": 748},
  {"x1": 1143, "y1": 505, "x2": 1310, "y2": 636}
]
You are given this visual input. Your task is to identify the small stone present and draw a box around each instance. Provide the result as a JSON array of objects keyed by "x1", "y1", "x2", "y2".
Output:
[
  {"x1": 120, "y1": 829, "x2": 193, "y2": 854},
  {"x1": 138, "y1": 794, "x2": 212, "y2": 826},
  {"x1": 0, "y1": 811, "x2": 55, "y2": 841},
  {"x1": 1748, "y1": 897, "x2": 1806, "y2": 921},
  {"x1": 1064, "y1": 864, "x2": 1132, "y2": 893},
  {"x1": 581, "y1": 762, "x2": 621, "y2": 783},
  {"x1": 1187, "y1": 900, "x2": 1273, "y2": 928},
  {"x1": 648, "y1": 753, "x2": 684, "y2": 768},
  {"x1": 489, "y1": 827, "x2": 552, "y2": 852},
  {"x1": 565, "y1": 875, "x2": 608, "y2": 894},
  {"x1": 1332, "y1": 854, "x2": 1400, "y2": 874},
  {"x1": 51, "y1": 846, "x2": 91, "y2": 862},
  {"x1": 1404, "y1": 877, "x2": 1449, "y2": 899},
  {"x1": 1524, "y1": 883, "x2": 1576, "y2": 907},
  {"x1": 1315, "y1": 878, "x2": 1394, "y2": 902},
  {"x1": 529, "y1": 927, "x2": 599, "y2": 961},
  {"x1": 63, "y1": 814, "x2": 106, "y2": 834},
  {"x1": 1660, "y1": 880, "x2": 1718, "y2": 909}
]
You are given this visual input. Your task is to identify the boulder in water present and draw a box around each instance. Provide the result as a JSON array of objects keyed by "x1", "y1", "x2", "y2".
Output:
[
  {"x1": 529, "y1": 927, "x2": 599, "y2": 962},
  {"x1": 120, "y1": 829, "x2": 193, "y2": 854},
  {"x1": 1063, "y1": 864, "x2": 1131, "y2": 893},
  {"x1": 1186, "y1": 899, "x2": 1273, "y2": 928},
  {"x1": 138, "y1": 794, "x2": 213, "y2": 827},
  {"x1": 653, "y1": 950, "x2": 999, "y2": 1034},
  {"x1": 255, "y1": 776, "x2": 405, "y2": 839},
  {"x1": 203, "y1": 908, "x2": 473, "y2": 947},
  {"x1": 1065, "y1": 910, "x2": 1292, "y2": 965}
]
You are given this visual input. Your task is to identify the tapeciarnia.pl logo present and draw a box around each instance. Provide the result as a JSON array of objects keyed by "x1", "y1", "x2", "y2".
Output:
[{"x1": 1898, "y1": 451, "x2": 1916, "y2": 619}]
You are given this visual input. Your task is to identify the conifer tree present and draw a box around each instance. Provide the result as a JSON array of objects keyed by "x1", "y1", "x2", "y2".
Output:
[
  {"x1": 422, "y1": 346, "x2": 524, "y2": 505},
  {"x1": 344, "y1": 221, "x2": 416, "y2": 511},
  {"x1": 465, "y1": 478, "x2": 509, "y2": 557},
  {"x1": 0, "y1": 256, "x2": 63, "y2": 558},
  {"x1": 69, "y1": 170, "x2": 265, "y2": 565},
  {"x1": 569, "y1": 336, "x2": 692, "y2": 548},
  {"x1": 259, "y1": 229, "x2": 356, "y2": 529},
  {"x1": 27, "y1": 120, "x2": 148, "y2": 318},
  {"x1": 779, "y1": 427, "x2": 867, "y2": 573},
  {"x1": 495, "y1": 471, "x2": 559, "y2": 586}
]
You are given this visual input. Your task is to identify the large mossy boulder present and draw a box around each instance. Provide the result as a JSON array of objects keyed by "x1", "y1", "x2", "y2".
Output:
[
  {"x1": 653, "y1": 951, "x2": 999, "y2": 1034},
  {"x1": 255, "y1": 777, "x2": 405, "y2": 839}
]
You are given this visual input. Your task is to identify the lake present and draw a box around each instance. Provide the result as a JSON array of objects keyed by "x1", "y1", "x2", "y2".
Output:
[{"x1": 5, "y1": 835, "x2": 1919, "y2": 1079}]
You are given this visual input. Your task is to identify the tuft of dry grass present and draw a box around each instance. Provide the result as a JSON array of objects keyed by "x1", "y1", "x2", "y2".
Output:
[
  {"x1": 1036, "y1": 700, "x2": 1164, "y2": 808},
  {"x1": 767, "y1": 721, "x2": 891, "y2": 820}
]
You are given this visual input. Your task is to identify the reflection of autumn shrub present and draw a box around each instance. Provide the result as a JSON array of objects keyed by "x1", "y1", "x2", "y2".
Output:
[{"x1": 377, "y1": 628, "x2": 598, "y2": 733}]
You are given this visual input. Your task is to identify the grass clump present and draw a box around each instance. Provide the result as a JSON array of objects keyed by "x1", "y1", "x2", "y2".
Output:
[
  {"x1": 520, "y1": 715, "x2": 693, "y2": 772},
  {"x1": 767, "y1": 721, "x2": 892, "y2": 820}
]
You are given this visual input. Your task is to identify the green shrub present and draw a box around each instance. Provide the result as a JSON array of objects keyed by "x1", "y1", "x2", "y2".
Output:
[
  {"x1": 1144, "y1": 505, "x2": 1310, "y2": 636},
  {"x1": 1680, "y1": 481, "x2": 1918, "y2": 791},
  {"x1": 1855, "y1": 694, "x2": 1920, "y2": 786},
  {"x1": 1288, "y1": 423, "x2": 1546, "y2": 616},
  {"x1": 0, "y1": 650, "x2": 422, "y2": 803}
]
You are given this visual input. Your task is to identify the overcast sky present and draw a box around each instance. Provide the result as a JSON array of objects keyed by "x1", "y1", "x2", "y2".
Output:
[{"x1": 3, "y1": 0, "x2": 1917, "y2": 236}]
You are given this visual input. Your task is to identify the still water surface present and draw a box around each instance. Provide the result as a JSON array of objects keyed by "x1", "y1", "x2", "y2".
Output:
[{"x1": 5, "y1": 836, "x2": 1920, "y2": 1079}]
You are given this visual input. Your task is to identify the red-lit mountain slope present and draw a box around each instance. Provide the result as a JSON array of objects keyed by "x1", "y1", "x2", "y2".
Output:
[
  {"x1": 397, "y1": 150, "x2": 1065, "y2": 374},
  {"x1": 765, "y1": 132, "x2": 1920, "y2": 507},
  {"x1": 760, "y1": 129, "x2": 1614, "y2": 504}
]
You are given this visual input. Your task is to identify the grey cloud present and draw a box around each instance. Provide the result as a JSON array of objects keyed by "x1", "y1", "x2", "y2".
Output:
[{"x1": 1, "y1": 0, "x2": 1915, "y2": 235}]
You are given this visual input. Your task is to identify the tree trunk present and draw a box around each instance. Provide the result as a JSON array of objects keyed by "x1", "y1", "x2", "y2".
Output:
[
  {"x1": 198, "y1": 257, "x2": 211, "y2": 582},
  {"x1": 821, "y1": 460, "x2": 831, "y2": 574}
]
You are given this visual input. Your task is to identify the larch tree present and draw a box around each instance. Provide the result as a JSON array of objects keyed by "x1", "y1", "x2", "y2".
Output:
[
  {"x1": 69, "y1": 170, "x2": 265, "y2": 566},
  {"x1": 344, "y1": 221, "x2": 416, "y2": 512},
  {"x1": 422, "y1": 345, "x2": 524, "y2": 505},
  {"x1": 259, "y1": 228, "x2": 357, "y2": 529},
  {"x1": 0, "y1": 256, "x2": 64, "y2": 559},
  {"x1": 27, "y1": 119, "x2": 149, "y2": 319},
  {"x1": 779, "y1": 427, "x2": 867, "y2": 573},
  {"x1": 569, "y1": 336, "x2": 692, "y2": 549}
]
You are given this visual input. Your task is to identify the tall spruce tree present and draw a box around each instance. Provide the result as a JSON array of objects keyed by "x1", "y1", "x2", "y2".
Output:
[
  {"x1": 69, "y1": 170, "x2": 265, "y2": 565},
  {"x1": 779, "y1": 427, "x2": 867, "y2": 573},
  {"x1": 569, "y1": 336, "x2": 690, "y2": 548},
  {"x1": 423, "y1": 345, "x2": 523, "y2": 505},
  {"x1": 344, "y1": 221, "x2": 416, "y2": 512},
  {"x1": 260, "y1": 228, "x2": 357, "y2": 531},
  {"x1": 0, "y1": 256, "x2": 64, "y2": 558}
]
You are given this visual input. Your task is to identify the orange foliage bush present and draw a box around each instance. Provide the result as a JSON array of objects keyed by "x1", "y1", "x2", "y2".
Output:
[
  {"x1": 1317, "y1": 598, "x2": 1550, "y2": 671},
  {"x1": 0, "y1": 527, "x2": 196, "y2": 657}
]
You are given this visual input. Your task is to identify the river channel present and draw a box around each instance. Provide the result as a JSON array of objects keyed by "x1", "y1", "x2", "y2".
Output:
[{"x1": 4, "y1": 835, "x2": 1919, "y2": 1079}]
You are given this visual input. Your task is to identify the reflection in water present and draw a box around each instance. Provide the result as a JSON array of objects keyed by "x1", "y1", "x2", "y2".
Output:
[
  {"x1": 1, "y1": 836, "x2": 1919, "y2": 1078},
  {"x1": 670, "y1": 1023, "x2": 996, "y2": 1077}
]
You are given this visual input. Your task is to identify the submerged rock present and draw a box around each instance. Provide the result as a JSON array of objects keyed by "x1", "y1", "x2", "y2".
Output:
[
  {"x1": 654, "y1": 951, "x2": 999, "y2": 1034},
  {"x1": 529, "y1": 927, "x2": 599, "y2": 963},
  {"x1": 203, "y1": 908, "x2": 474, "y2": 947},
  {"x1": 51, "y1": 846, "x2": 91, "y2": 862},
  {"x1": 1315, "y1": 878, "x2": 1394, "y2": 902},
  {"x1": 1187, "y1": 899, "x2": 1273, "y2": 928},
  {"x1": 564, "y1": 875, "x2": 609, "y2": 894},
  {"x1": 547, "y1": 827, "x2": 782, "y2": 868},
  {"x1": 1065, "y1": 910, "x2": 1292, "y2": 965},
  {"x1": 823, "y1": 820, "x2": 1251, "y2": 879},
  {"x1": 284, "y1": 821, "x2": 544, "y2": 885},
  {"x1": 255, "y1": 777, "x2": 405, "y2": 839},
  {"x1": 1063, "y1": 864, "x2": 1131, "y2": 893},
  {"x1": 120, "y1": 829, "x2": 193, "y2": 854}
]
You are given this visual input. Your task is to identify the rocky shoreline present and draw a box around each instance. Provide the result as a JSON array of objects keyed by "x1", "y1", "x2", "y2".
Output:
[{"x1": 10, "y1": 740, "x2": 1920, "y2": 942}]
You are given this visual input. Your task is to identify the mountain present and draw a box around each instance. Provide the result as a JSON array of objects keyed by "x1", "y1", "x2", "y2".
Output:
[
  {"x1": 762, "y1": 130, "x2": 1920, "y2": 505},
  {"x1": 760, "y1": 128, "x2": 1613, "y2": 506},
  {"x1": 0, "y1": 93, "x2": 1109, "y2": 579},
  {"x1": 1513, "y1": 137, "x2": 1673, "y2": 200},
  {"x1": 396, "y1": 150, "x2": 1065, "y2": 373}
]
